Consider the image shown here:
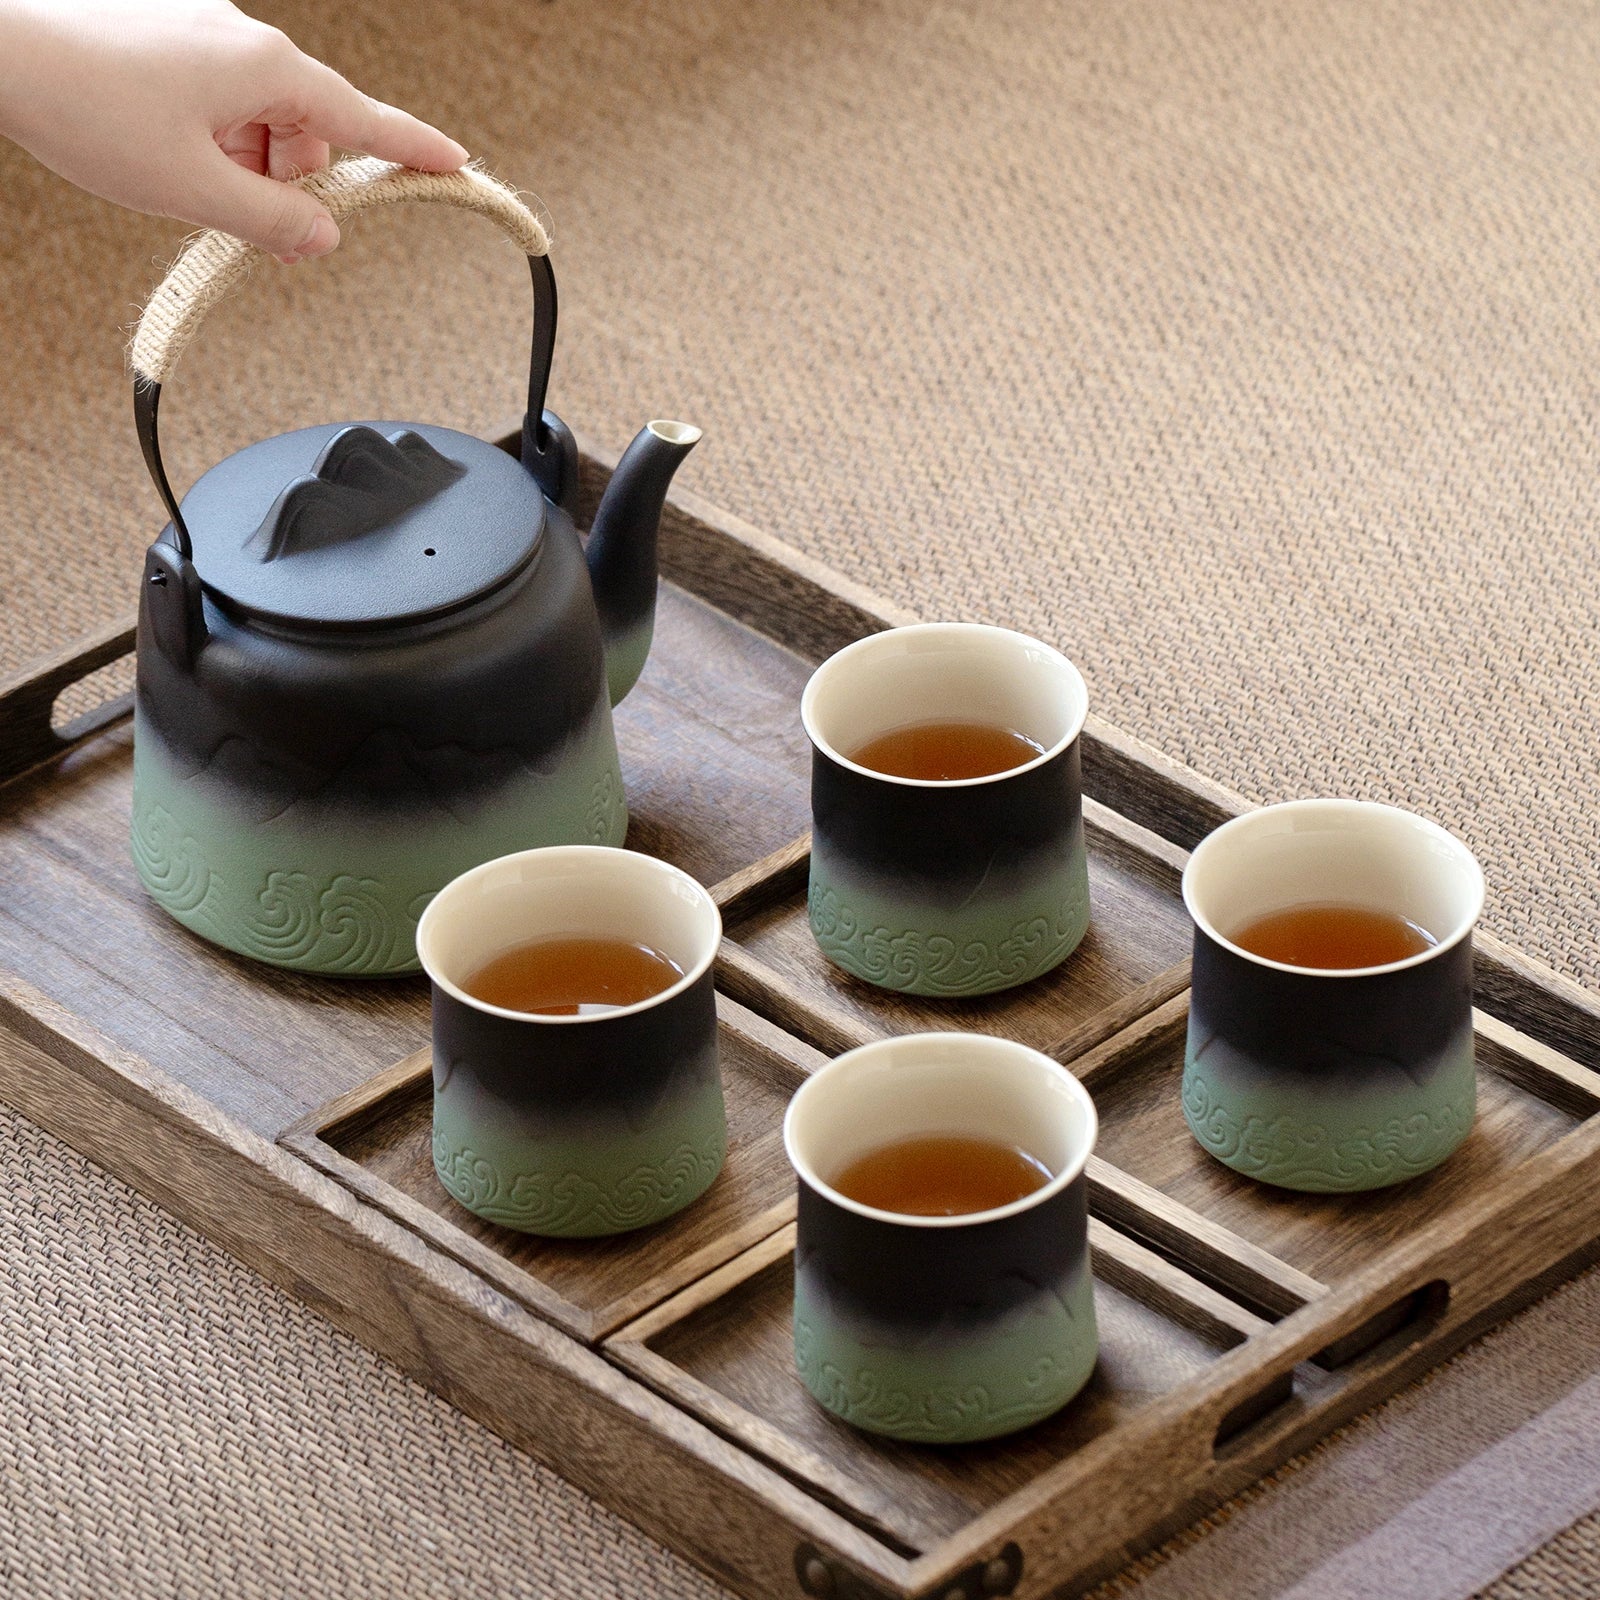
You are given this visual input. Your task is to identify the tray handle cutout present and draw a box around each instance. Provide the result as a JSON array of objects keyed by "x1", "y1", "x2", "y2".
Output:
[
  {"x1": 0, "y1": 618, "x2": 136, "y2": 786},
  {"x1": 1214, "y1": 1277, "x2": 1453, "y2": 1458},
  {"x1": 1312, "y1": 1278, "x2": 1450, "y2": 1371},
  {"x1": 1211, "y1": 1369, "x2": 1298, "y2": 1455}
]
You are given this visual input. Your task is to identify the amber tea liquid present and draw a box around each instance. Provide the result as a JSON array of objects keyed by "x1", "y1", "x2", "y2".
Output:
[
  {"x1": 1230, "y1": 902, "x2": 1438, "y2": 970},
  {"x1": 848, "y1": 720, "x2": 1045, "y2": 781},
  {"x1": 830, "y1": 1134, "x2": 1053, "y2": 1216},
  {"x1": 463, "y1": 936, "x2": 684, "y2": 1016}
]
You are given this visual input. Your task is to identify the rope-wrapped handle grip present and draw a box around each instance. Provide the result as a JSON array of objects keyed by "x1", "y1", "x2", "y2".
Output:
[
  {"x1": 130, "y1": 157, "x2": 572, "y2": 556},
  {"x1": 130, "y1": 157, "x2": 549, "y2": 383}
]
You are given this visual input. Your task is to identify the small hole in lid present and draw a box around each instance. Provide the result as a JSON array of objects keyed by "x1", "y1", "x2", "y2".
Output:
[{"x1": 423, "y1": 548, "x2": 436, "y2": 556}]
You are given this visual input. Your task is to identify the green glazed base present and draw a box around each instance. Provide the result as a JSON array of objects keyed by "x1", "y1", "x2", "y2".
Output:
[
  {"x1": 431, "y1": 1081, "x2": 727, "y2": 1237},
  {"x1": 130, "y1": 708, "x2": 627, "y2": 977},
  {"x1": 1182, "y1": 1041, "x2": 1477, "y2": 1193},
  {"x1": 806, "y1": 844, "x2": 1090, "y2": 998},
  {"x1": 793, "y1": 1260, "x2": 1098, "y2": 1443}
]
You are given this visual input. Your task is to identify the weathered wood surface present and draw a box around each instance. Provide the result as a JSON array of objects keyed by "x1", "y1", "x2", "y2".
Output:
[
  {"x1": 2, "y1": 438, "x2": 1600, "y2": 1600},
  {"x1": 0, "y1": 970, "x2": 913, "y2": 1600},
  {"x1": 1085, "y1": 998, "x2": 1589, "y2": 1290},
  {"x1": 0, "y1": 580, "x2": 814, "y2": 1136},
  {"x1": 904, "y1": 1099, "x2": 1600, "y2": 1599},
  {"x1": 722, "y1": 804, "x2": 1192, "y2": 1062},
  {"x1": 285, "y1": 997, "x2": 819, "y2": 1343},
  {"x1": 607, "y1": 1218, "x2": 1268, "y2": 1555}
]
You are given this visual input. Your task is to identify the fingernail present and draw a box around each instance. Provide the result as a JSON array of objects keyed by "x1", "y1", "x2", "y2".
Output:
[
  {"x1": 445, "y1": 138, "x2": 471, "y2": 166},
  {"x1": 294, "y1": 215, "x2": 340, "y2": 259}
]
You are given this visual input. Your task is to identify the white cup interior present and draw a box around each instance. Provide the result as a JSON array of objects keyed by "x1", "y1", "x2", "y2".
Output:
[
  {"x1": 783, "y1": 1033, "x2": 1098, "y2": 1227},
  {"x1": 801, "y1": 623, "x2": 1088, "y2": 785},
  {"x1": 416, "y1": 846, "x2": 722, "y2": 1021},
  {"x1": 1183, "y1": 799, "x2": 1485, "y2": 974}
]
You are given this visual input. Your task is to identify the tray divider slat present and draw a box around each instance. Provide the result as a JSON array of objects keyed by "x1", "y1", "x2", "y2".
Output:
[
  {"x1": 1045, "y1": 963, "x2": 1191, "y2": 1069},
  {"x1": 718, "y1": 933, "x2": 1194, "y2": 1082},
  {"x1": 1081, "y1": 796, "x2": 1189, "y2": 892},
  {"x1": 278, "y1": 1047, "x2": 431, "y2": 1148},
  {"x1": 1088, "y1": 1219, "x2": 1274, "y2": 1349},
  {"x1": 610, "y1": 1222, "x2": 798, "y2": 1345},
  {"x1": 714, "y1": 992, "x2": 834, "y2": 1086},
  {"x1": 1063, "y1": 993, "x2": 1191, "y2": 1089},
  {"x1": 711, "y1": 833, "x2": 813, "y2": 924},
  {"x1": 1475, "y1": 1008, "x2": 1600, "y2": 1117},
  {"x1": 715, "y1": 939, "x2": 879, "y2": 1058},
  {"x1": 1087, "y1": 1158, "x2": 1326, "y2": 1320}
]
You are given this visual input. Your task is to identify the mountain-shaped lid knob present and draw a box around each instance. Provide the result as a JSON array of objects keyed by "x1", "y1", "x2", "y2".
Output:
[{"x1": 176, "y1": 420, "x2": 546, "y2": 630}]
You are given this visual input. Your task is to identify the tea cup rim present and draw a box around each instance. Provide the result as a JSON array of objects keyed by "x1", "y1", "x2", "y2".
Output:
[
  {"x1": 783, "y1": 1032, "x2": 1098, "y2": 1229},
  {"x1": 415, "y1": 845, "x2": 721, "y2": 1025},
  {"x1": 800, "y1": 622, "x2": 1089, "y2": 790},
  {"x1": 1182, "y1": 798, "x2": 1486, "y2": 979}
]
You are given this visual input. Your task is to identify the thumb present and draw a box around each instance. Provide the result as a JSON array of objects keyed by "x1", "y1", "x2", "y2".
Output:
[{"x1": 186, "y1": 153, "x2": 341, "y2": 260}]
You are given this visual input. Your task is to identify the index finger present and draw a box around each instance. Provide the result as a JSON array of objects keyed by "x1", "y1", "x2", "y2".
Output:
[{"x1": 289, "y1": 54, "x2": 469, "y2": 171}]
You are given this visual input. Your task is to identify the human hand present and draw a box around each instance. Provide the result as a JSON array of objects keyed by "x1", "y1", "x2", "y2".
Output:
[{"x1": 0, "y1": 0, "x2": 468, "y2": 261}]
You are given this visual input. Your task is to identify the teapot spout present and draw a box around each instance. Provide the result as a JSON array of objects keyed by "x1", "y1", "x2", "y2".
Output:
[{"x1": 587, "y1": 420, "x2": 702, "y2": 706}]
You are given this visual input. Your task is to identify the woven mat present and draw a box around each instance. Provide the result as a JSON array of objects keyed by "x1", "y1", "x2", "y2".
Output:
[{"x1": 2, "y1": 0, "x2": 1598, "y2": 1593}]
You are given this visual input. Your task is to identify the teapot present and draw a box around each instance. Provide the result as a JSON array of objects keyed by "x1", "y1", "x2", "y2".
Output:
[{"x1": 128, "y1": 160, "x2": 699, "y2": 977}]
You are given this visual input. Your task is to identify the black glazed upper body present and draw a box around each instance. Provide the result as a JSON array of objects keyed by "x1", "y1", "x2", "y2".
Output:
[
  {"x1": 1189, "y1": 924, "x2": 1475, "y2": 1086},
  {"x1": 795, "y1": 1172, "x2": 1089, "y2": 1332},
  {"x1": 136, "y1": 421, "x2": 610, "y2": 822},
  {"x1": 809, "y1": 738, "x2": 1083, "y2": 907},
  {"x1": 431, "y1": 966, "x2": 720, "y2": 1132}
]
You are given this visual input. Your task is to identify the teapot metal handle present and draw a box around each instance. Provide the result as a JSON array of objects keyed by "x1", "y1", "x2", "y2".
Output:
[{"x1": 130, "y1": 157, "x2": 571, "y2": 560}]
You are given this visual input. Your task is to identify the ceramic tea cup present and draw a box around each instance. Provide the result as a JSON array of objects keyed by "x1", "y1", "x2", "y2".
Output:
[
  {"x1": 784, "y1": 1032, "x2": 1099, "y2": 1443},
  {"x1": 801, "y1": 623, "x2": 1091, "y2": 997},
  {"x1": 416, "y1": 845, "x2": 726, "y2": 1237},
  {"x1": 1183, "y1": 799, "x2": 1485, "y2": 1193}
]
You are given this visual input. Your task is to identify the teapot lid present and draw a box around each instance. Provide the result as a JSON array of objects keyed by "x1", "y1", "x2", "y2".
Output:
[{"x1": 176, "y1": 421, "x2": 545, "y2": 630}]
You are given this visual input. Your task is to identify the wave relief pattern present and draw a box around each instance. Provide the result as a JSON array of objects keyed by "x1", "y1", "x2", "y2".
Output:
[
  {"x1": 131, "y1": 797, "x2": 212, "y2": 916},
  {"x1": 807, "y1": 875, "x2": 1088, "y2": 996},
  {"x1": 586, "y1": 767, "x2": 625, "y2": 843},
  {"x1": 239, "y1": 872, "x2": 402, "y2": 973},
  {"x1": 1182, "y1": 1059, "x2": 1475, "y2": 1191},
  {"x1": 432, "y1": 1125, "x2": 724, "y2": 1236},
  {"x1": 793, "y1": 1318, "x2": 1076, "y2": 1441}
]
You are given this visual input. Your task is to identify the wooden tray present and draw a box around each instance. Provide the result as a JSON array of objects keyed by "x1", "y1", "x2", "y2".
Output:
[{"x1": 5, "y1": 427, "x2": 1600, "y2": 1600}]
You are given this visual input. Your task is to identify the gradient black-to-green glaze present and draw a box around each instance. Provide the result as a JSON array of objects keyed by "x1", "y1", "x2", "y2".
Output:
[
  {"x1": 131, "y1": 451, "x2": 643, "y2": 972},
  {"x1": 793, "y1": 1173, "x2": 1097, "y2": 1442},
  {"x1": 131, "y1": 481, "x2": 634, "y2": 975},
  {"x1": 131, "y1": 703, "x2": 626, "y2": 976},
  {"x1": 431, "y1": 965, "x2": 726, "y2": 1237},
  {"x1": 1184, "y1": 926, "x2": 1476, "y2": 1191},
  {"x1": 807, "y1": 737, "x2": 1089, "y2": 996}
]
